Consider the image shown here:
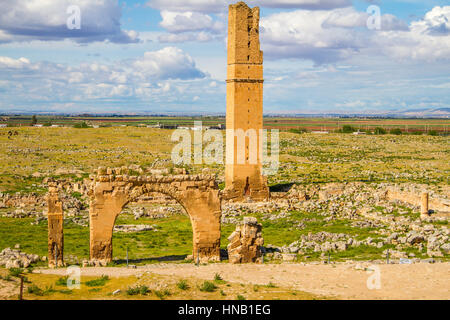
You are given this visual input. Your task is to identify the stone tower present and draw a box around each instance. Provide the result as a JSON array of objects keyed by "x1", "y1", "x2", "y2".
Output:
[{"x1": 225, "y1": 2, "x2": 269, "y2": 201}]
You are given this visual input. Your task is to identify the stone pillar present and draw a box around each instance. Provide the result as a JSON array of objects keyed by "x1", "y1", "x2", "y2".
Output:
[
  {"x1": 181, "y1": 188, "x2": 222, "y2": 263},
  {"x1": 47, "y1": 183, "x2": 64, "y2": 268},
  {"x1": 421, "y1": 193, "x2": 429, "y2": 218},
  {"x1": 227, "y1": 217, "x2": 264, "y2": 264}
]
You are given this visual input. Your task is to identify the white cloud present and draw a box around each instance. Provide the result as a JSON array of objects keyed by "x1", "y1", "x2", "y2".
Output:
[
  {"x1": 132, "y1": 47, "x2": 206, "y2": 80},
  {"x1": 0, "y1": 57, "x2": 32, "y2": 69},
  {"x1": 260, "y1": 6, "x2": 449, "y2": 64},
  {"x1": 253, "y1": 0, "x2": 351, "y2": 10},
  {"x1": 0, "y1": 47, "x2": 207, "y2": 110},
  {"x1": 412, "y1": 6, "x2": 450, "y2": 35},
  {"x1": 160, "y1": 11, "x2": 223, "y2": 33},
  {"x1": 0, "y1": 0, "x2": 139, "y2": 43},
  {"x1": 147, "y1": 0, "x2": 352, "y2": 13},
  {"x1": 260, "y1": 7, "x2": 369, "y2": 64}
]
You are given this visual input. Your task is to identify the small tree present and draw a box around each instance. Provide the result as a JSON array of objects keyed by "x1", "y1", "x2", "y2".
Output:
[
  {"x1": 30, "y1": 115, "x2": 37, "y2": 126},
  {"x1": 389, "y1": 128, "x2": 403, "y2": 135},
  {"x1": 374, "y1": 127, "x2": 387, "y2": 135}
]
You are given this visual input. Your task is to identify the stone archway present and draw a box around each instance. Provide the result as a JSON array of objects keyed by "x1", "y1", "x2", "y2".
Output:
[{"x1": 88, "y1": 167, "x2": 222, "y2": 265}]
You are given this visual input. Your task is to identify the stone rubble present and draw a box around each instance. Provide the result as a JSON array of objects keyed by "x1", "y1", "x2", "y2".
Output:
[
  {"x1": 0, "y1": 248, "x2": 41, "y2": 268},
  {"x1": 227, "y1": 217, "x2": 264, "y2": 264}
]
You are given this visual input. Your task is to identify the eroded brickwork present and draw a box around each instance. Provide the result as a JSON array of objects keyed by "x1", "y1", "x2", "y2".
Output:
[
  {"x1": 227, "y1": 217, "x2": 264, "y2": 264},
  {"x1": 225, "y1": 2, "x2": 269, "y2": 201},
  {"x1": 47, "y1": 182, "x2": 64, "y2": 268},
  {"x1": 88, "y1": 167, "x2": 222, "y2": 266}
]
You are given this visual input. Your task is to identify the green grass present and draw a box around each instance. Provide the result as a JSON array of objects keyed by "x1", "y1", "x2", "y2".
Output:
[
  {"x1": 126, "y1": 285, "x2": 150, "y2": 296},
  {"x1": 84, "y1": 275, "x2": 110, "y2": 287},
  {"x1": 177, "y1": 279, "x2": 189, "y2": 291},
  {"x1": 199, "y1": 281, "x2": 217, "y2": 292},
  {"x1": 154, "y1": 289, "x2": 171, "y2": 300}
]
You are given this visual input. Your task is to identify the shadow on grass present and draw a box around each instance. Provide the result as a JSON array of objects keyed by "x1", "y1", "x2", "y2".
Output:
[
  {"x1": 269, "y1": 183, "x2": 294, "y2": 193},
  {"x1": 112, "y1": 254, "x2": 188, "y2": 265}
]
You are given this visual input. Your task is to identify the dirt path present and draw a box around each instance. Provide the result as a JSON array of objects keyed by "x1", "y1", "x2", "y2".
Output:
[{"x1": 37, "y1": 262, "x2": 450, "y2": 300}]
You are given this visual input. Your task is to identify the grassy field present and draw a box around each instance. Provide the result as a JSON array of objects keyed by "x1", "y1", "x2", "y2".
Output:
[{"x1": 0, "y1": 126, "x2": 448, "y2": 194}]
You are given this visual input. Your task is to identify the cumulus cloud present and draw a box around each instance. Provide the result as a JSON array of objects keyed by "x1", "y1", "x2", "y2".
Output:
[
  {"x1": 132, "y1": 47, "x2": 206, "y2": 80},
  {"x1": 0, "y1": 48, "x2": 206, "y2": 109},
  {"x1": 0, "y1": 0, "x2": 139, "y2": 43},
  {"x1": 260, "y1": 6, "x2": 448, "y2": 64},
  {"x1": 372, "y1": 6, "x2": 450, "y2": 61},
  {"x1": 147, "y1": 0, "x2": 352, "y2": 13},
  {"x1": 160, "y1": 11, "x2": 224, "y2": 33},
  {"x1": 251, "y1": 0, "x2": 351, "y2": 10},
  {"x1": 410, "y1": 6, "x2": 450, "y2": 35},
  {"x1": 260, "y1": 8, "x2": 369, "y2": 64}
]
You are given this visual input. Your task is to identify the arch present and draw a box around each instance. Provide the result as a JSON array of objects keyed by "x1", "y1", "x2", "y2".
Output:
[{"x1": 88, "y1": 168, "x2": 222, "y2": 265}]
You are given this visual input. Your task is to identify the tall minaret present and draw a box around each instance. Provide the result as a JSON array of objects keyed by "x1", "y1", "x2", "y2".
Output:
[{"x1": 225, "y1": 2, "x2": 269, "y2": 201}]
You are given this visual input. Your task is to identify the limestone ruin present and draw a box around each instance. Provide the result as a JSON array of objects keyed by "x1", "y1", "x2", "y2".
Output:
[
  {"x1": 227, "y1": 217, "x2": 264, "y2": 264},
  {"x1": 225, "y1": 2, "x2": 269, "y2": 202},
  {"x1": 88, "y1": 167, "x2": 222, "y2": 265},
  {"x1": 421, "y1": 192, "x2": 430, "y2": 219},
  {"x1": 46, "y1": 182, "x2": 64, "y2": 268}
]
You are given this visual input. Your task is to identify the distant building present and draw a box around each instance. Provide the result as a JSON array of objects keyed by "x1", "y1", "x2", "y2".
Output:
[
  {"x1": 0, "y1": 124, "x2": 7, "y2": 128},
  {"x1": 33, "y1": 124, "x2": 43, "y2": 127},
  {"x1": 353, "y1": 131, "x2": 367, "y2": 135},
  {"x1": 154, "y1": 122, "x2": 178, "y2": 130},
  {"x1": 312, "y1": 131, "x2": 329, "y2": 134},
  {"x1": 208, "y1": 124, "x2": 226, "y2": 130}
]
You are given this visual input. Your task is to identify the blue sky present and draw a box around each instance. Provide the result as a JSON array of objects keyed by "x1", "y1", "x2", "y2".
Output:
[{"x1": 0, "y1": 0, "x2": 449, "y2": 114}]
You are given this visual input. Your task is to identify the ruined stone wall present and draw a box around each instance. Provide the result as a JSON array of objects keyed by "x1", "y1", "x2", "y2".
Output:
[
  {"x1": 386, "y1": 188, "x2": 449, "y2": 213},
  {"x1": 225, "y1": 2, "x2": 269, "y2": 202}
]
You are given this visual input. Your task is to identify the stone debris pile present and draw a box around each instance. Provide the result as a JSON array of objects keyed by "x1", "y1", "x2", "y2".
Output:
[
  {"x1": 227, "y1": 217, "x2": 264, "y2": 264},
  {"x1": 0, "y1": 247, "x2": 41, "y2": 268}
]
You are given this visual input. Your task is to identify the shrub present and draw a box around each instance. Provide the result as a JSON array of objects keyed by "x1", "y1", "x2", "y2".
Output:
[
  {"x1": 428, "y1": 130, "x2": 439, "y2": 136},
  {"x1": 373, "y1": 127, "x2": 387, "y2": 135},
  {"x1": 389, "y1": 128, "x2": 403, "y2": 135},
  {"x1": 289, "y1": 128, "x2": 308, "y2": 134},
  {"x1": 126, "y1": 285, "x2": 150, "y2": 296},
  {"x1": 266, "y1": 282, "x2": 277, "y2": 288},
  {"x1": 27, "y1": 285, "x2": 43, "y2": 296},
  {"x1": 8, "y1": 268, "x2": 23, "y2": 278},
  {"x1": 236, "y1": 295, "x2": 246, "y2": 300},
  {"x1": 199, "y1": 281, "x2": 217, "y2": 292},
  {"x1": 177, "y1": 280, "x2": 189, "y2": 291},
  {"x1": 341, "y1": 125, "x2": 358, "y2": 133},
  {"x1": 154, "y1": 289, "x2": 171, "y2": 300},
  {"x1": 73, "y1": 122, "x2": 90, "y2": 129},
  {"x1": 85, "y1": 275, "x2": 109, "y2": 287},
  {"x1": 214, "y1": 273, "x2": 223, "y2": 281},
  {"x1": 56, "y1": 276, "x2": 68, "y2": 286}
]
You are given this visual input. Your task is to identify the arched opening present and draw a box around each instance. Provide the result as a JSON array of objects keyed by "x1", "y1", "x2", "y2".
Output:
[{"x1": 111, "y1": 192, "x2": 194, "y2": 264}]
